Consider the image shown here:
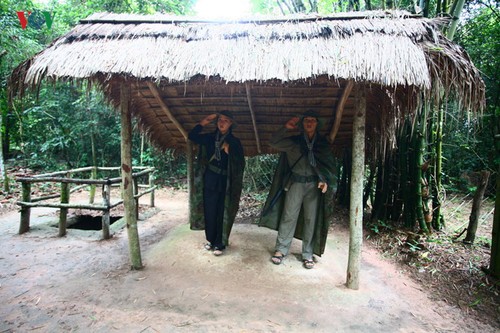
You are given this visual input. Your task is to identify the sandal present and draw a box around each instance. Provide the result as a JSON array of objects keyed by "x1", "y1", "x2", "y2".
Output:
[
  {"x1": 271, "y1": 252, "x2": 284, "y2": 265},
  {"x1": 213, "y1": 248, "x2": 223, "y2": 256},
  {"x1": 204, "y1": 243, "x2": 213, "y2": 251},
  {"x1": 303, "y1": 259, "x2": 314, "y2": 269}
]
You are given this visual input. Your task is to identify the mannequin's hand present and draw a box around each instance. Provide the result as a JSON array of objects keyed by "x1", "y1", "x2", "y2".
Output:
[
  {"x1": 200, "y1": 114, "x2": 217, "y2": 126},
  {"x1": 318, "y1": 182, "x2": 328, "y2": 193},
  {"x1": 222, "y1": 142, "x2": 229, "y2": 154},
  {"x1": 285, "y1": 117, "x2": 300, "y2": 130}
]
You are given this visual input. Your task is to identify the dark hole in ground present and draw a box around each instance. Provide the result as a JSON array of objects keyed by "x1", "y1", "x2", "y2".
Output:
[{"x1": 68, "y1": 215, "x2": 122, "y2": 231}]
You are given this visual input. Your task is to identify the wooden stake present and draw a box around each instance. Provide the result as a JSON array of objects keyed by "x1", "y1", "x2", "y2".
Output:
[
  {"x1": 59, "y1": 179, "x2": 69, "y2": 237},
  {"x1": 19, "y1": 182, "x2": 31, "y2": 234}
]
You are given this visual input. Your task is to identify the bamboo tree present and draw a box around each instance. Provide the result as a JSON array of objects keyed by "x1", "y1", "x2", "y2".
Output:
[
  {"x1": 370, "y1": 157, "x2": 384, "y2": 222},
  {"x1": 432, "y1": 103, "x2": 445, "y2": 230},
  {"x1": 490, "y1": 135, "x2": 500, "y2": 278},
  {"x1": 446, "y1": 0, "x2": 466, "y2": 39},
  {"x1": 415, "y1": 120, "x2": 430, "y2": 234},
  {"x1": 401, "y1": 119, "x2": 415, "y2": 228}
]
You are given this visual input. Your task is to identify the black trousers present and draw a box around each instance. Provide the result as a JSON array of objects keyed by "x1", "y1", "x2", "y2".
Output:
[{"x1": 203, "y1": 185, "x2": 226, "y2": 249}]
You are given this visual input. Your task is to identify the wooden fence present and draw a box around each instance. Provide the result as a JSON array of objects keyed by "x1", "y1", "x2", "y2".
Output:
[{"x1": 16, "y1": 166, "x2": 155, "y2": 239}]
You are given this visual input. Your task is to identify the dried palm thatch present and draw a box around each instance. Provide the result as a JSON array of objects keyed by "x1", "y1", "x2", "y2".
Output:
[{"x1": 10, "y1": 11, "x2": 485, "y2": 157}]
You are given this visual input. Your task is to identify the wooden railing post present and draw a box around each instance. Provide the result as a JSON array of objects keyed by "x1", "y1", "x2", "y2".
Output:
[
  {"x1": 19, "y1": 181, "x2": 31, "y2": 234},
  {"x1": 149, "y1": 172, "x2": 155, "y2": 208},
  {"x1": 133, "y1": 176, "x2": 139, "y2": 220},
  {"x1": 59, "y1": 180, "x2": 69, "y2": 237},
  {"x1": 101, "y1": 180, "x2": 111, "y2": 240},
  {"x1": 89, "y1": 165, "x2": 97, "y2": 204}
]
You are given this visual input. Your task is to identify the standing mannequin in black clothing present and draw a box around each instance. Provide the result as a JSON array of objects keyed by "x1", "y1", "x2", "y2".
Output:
[{"x1": 188, "y1": 111, "x2": 245, "y2": 256}]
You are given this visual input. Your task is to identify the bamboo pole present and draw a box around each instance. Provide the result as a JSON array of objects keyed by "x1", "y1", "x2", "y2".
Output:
[
  {"x1": 19, "y1": 182, "x2": 31, "y2": 234},
  {"x1": 121, "y1": 81, "x2": 142, "y2": 270},
  {"x1": 245, "y1": 83, "x2": 262, "y2": 154},
  {"x1": 346, "y1": 84, "x2": 365, "y2": 290}
]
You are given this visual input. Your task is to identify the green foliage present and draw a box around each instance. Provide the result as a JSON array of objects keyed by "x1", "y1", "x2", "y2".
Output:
[
  {"x1": 250, "y1": 0, "x2": 418, "y2": 15},
  {"x1": 442, "y1": 4, "x2": 500, "y2": 194},
  {"x1": 242, "y1": 154, "x2": 278, "y2": 193}
]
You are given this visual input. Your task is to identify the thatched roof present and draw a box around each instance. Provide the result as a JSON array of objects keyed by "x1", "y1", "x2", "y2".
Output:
[{"x1": 10, "y1": 11, "x2": 485, "y2": 156}]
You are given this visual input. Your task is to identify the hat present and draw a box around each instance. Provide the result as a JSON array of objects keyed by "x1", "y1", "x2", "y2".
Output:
[
  {"x1": 217, "y1": 110, "x2": 237, "y2": 128},
  {"x1": 299, "y1": 110, "x2": 323, "y2": 130}
]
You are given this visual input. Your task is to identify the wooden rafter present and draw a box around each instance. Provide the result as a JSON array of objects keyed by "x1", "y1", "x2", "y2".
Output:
[
  {"x1": 328, "y1": 80, "x2": 354, "y2": 143},
  {"x1": 245, "y1": 83, "x2": 262, "y2": 154},
  {"x1": 147, "y1": 81, "x2": 188, "y2": 141}
]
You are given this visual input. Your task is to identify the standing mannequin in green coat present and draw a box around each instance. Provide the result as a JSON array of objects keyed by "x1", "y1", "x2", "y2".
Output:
[
  {"x1": 259, "y1": 110, "x2": 335, "y2": 269},
  {"x1": 189, "y1": 111, "x2": 245, "y2": 256}
]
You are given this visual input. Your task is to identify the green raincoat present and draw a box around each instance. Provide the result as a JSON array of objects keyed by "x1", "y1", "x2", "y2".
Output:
[
  {"x1": 190, "y1": 130, "x2": 245, "y2": 247},
  {"x1": 259, "y1": 133, "x2": 335, "y2": 256}
]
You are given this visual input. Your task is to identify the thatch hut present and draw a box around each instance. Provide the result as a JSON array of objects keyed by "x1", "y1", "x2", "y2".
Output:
[{"x1": 10, "y1": 11, "x2": 485, "y2": 288}]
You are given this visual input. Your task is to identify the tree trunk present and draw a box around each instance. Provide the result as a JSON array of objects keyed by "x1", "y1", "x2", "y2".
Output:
[
  {"x1": 464, "y1": 170, "x2": 491, "y2": 244},
  {"x1": 120, "y1": 81, "x2": 142, "y2": 270},
  {"x1": 432, "y1": 103, "x2": 444, "y2": 230},
  {"x1": 346, "y1": 85, "x2": 365, "y2": 290},
  {"x1": 489, "y1": 135, "x2": 500, "y2": 278}
]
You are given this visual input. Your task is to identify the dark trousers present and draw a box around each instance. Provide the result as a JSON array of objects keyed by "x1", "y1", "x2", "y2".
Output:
[{"x1": 203, "y1": 186, "x2": 226, "y2": 249}]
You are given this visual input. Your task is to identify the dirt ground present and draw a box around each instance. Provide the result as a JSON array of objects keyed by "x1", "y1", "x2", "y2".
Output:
[{"x1": 0, "y1": 188, "x2": 499, "y2": 332}]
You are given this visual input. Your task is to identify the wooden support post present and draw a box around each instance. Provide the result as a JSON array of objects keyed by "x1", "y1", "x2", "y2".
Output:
[
  {"x1": 120, "y1": 81, "x2": 142, "y2": 269},
  {"x1": 19, "y1": 182, "x2": 31, "y2": 234},
  {"x1": 149, "y1": 173, "x2": 155, "y2": 207},
  {"x1": 187, "y1": 140, "x2": 195, "y2": 226},
  {"x1": 346, "y1": 84, "x2": 366, "y2": 290},
  {"x1": 59, "y1": 180, "x2": 69, "y2": 237},
  {"x1": 102, "y1": 182, "x2": 111, "y2": 240}
]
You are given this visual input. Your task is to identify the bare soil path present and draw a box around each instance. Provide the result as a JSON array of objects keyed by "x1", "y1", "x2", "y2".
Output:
[{"x1": 0, "y1": 188, "x2": 498, "y2": 332}]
